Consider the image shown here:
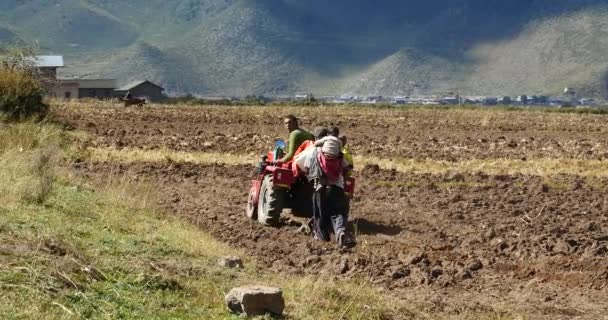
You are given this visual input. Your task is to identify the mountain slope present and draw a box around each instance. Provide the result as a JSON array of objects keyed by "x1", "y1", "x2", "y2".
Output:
[
  {"x1": 2, "y1": 0, "x2": 608, "y2": 97},
  {"x1": 170, "y1": 0, "x2": 311, "y2": 96},
  {"x1": 0, "y1": 25, "x2": 19, "y2": 43},
  {"x1": 2, "y1": 0, "x2": 137, "y2": 49},
  {"x1": 340, "y1": 49, "x2": 462, "y2": 96},
  {"x1": 464, "y1": 7, "x2": 608, "y2": 96}
]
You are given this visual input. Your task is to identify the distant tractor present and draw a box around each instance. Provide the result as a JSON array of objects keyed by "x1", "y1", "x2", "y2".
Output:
[{"x1": 122, "y1": 91, "x2": 146, "y2": 107}]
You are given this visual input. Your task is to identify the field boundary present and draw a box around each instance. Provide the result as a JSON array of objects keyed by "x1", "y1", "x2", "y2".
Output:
[{"x1": 88, "y1": 147, "x2": 608, "y2": 177}]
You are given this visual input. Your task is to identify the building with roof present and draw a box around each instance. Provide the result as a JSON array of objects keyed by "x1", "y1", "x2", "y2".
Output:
[
  {"x1": 30, "y1": 55, "x2": 64, "y2": 82},
  {"x1": 27, "y1": 55, "x2": 164, "y2": 102},
  {"x1": 51, "y1": 79, "x2": 117, "y2": 100},
  {"x1": 76, "y1": 79, "x2": 117, "y2": 99},
  {"x1": 115, "y1": 80, "x2": 165, "y2": 102},
  {"x1": 27, "y1": 55, "x2": 118, "y2": 100}
]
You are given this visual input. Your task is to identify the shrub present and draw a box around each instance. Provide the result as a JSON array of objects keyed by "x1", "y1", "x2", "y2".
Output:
[{"x1": 0, "y1": 68, "x2": 48, "y2": 119}]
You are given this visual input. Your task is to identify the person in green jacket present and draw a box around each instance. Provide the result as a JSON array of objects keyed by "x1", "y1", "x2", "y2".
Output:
[{"x1": 278, "y1": 115, "x2": 315, "y2": 164}]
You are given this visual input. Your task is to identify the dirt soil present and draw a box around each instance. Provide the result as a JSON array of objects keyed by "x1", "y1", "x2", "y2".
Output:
[
  {"x1": 55, "y1": 104, "x2": 608, "y2": 161},
  {"x1": 57, "y1": 104, "x2": 608, "y2": 319}
]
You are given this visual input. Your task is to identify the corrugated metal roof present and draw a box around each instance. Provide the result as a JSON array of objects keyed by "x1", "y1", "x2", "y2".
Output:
[
  {"x1": 116, "y1": 80, "x2": 164, "y2": 91},
  {"x1": 31, "y1": 55, "x2": 64, "y2": 67}
]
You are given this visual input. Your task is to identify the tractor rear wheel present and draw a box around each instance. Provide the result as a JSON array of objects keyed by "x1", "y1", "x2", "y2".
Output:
[
  {"x1": 245, "y1": 186, "x2": 257, "y2": 220},
  {"x1": 257, "y1": 174, "x2": 284, "y2": 226}
]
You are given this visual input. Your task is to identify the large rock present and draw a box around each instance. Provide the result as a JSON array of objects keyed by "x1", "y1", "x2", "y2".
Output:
[{"x1": 225, "y1": 286, "x2": 285, "y2": 316}]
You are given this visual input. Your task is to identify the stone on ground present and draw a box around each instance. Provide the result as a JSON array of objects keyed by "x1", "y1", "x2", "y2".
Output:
[
  {"x1": 218, "y1": 256, "x2": 243, "y2": 268},
  {"x1": 225, "y1": 286, "x2": 285, "y2": 316}
]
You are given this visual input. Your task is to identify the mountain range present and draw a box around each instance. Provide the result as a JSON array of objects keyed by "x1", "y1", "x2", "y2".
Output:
[{"x1": 1, "y1": 0, "x2": 608, "y2": 97}]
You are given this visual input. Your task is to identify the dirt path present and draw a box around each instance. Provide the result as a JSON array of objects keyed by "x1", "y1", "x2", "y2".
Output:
[{"x1": 58, "y1": 104, "x2": 608, "y2": 319}]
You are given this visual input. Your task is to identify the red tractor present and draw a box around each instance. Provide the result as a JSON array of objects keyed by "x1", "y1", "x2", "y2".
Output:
[{"x1": 246, "y1": 139, "x2": 355, "y2": 226}]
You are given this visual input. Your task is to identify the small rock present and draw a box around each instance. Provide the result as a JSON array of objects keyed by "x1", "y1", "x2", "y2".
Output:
[
  {"x1": 225, "y1": 286, "x2": 285, "y2": 317},
  {"x1": 467, "y1": 259, "x2": 483, "y2": 272},
  {"x1": 218, "y1": 256, "x2": 243, "y2": 269}
]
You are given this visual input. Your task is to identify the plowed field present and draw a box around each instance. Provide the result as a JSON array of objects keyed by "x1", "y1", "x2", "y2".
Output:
[{"x1": 55, "y1": 103, "x2": 608, "y2": 319}]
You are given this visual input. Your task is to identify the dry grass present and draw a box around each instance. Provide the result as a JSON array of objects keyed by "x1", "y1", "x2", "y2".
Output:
[
  {"x1": 89, "y1": 146, "x2": 255, "y2": 166},
  {"x1": 0, "y1": 120, "x2": 64, "y2": 153},
  {"x1": 0, "y1": 122, "x2": 64, "y2": 206},
  {"x1": 88, "y1": 146, "x2": 608, "y2": 178},
  {"x1": 357, "y1": 157, "x2": 608, "y2": 177}
]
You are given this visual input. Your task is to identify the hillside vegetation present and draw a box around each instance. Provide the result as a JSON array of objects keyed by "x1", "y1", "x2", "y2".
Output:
[{"x1": 2, "y1": 0, "x2": 608, "y2": 96}]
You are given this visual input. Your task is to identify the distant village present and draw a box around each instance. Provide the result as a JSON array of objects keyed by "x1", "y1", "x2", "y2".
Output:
[
  {"x1": 294, "y1": 89, "x2": 604, "y2": 108},
  {"x1": 32, "y1": 55, "x2": 165, "y2": 102},
  {"x1": 34, "y1": 55, "x2": 604, "y2": 108}
]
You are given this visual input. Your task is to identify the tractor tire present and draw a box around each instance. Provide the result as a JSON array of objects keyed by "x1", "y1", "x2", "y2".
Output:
[
  {"x1": 257, "y1": 174, "x2": 284, "y2": 226},
  {"x1": 289, "y1": 178, "x2": 314, "y2": 218},
  {"x1": 245, "y1": 186, "x2": 257, "y2": 220}
]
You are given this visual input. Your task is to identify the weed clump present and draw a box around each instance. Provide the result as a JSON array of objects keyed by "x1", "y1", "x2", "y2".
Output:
[{"x1": 0, "y1": 68, "x2": 48, "y2": 119}]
